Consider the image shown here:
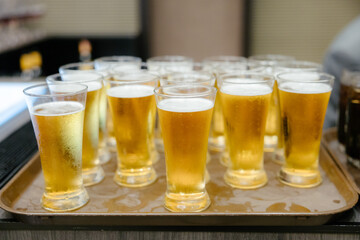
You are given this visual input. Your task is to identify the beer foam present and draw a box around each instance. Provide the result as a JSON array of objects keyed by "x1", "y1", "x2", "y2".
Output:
[
  {"x1": 277, "y1": 72, "x2": 320, "y2": 81},
  {"x1": 220, "y1": 84, "x2": 272, "y2": 96},
  {"x1": 158, "y1": 98, "x2": 214, "y2": 112},
  {"x1": 61, "y1": 74, "x2": 102, "y2": 92},
  {"x1": 279, "y1": 82, "x2": 332, "y2": 94},
  {"x1": 107, "y1": 85, "x2": 154, "y2": 98},
  {"x1": 32, "y1": 101, "x2": 84, "y2": 116}
]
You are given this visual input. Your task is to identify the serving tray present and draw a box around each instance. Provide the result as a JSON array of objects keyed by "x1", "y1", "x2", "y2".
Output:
[
  {"x1": 0, "y1": 146, "x2": 357, "y2": 226},
  {"x1": 322, "y1": 127, "x2": 360, "y2": 194}
]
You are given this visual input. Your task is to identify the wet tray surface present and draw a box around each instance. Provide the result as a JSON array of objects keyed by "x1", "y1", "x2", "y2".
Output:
[
  {"x1": 323, "y1": 128, "x2": 360, "y2": 194},
  {"x1": 0, "y1": 146, "x2": 357, "y2": 226}
]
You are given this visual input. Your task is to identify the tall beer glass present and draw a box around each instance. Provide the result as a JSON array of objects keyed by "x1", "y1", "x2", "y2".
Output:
[
  {"x1": 219, "y1": 72, "x2": 274, "y2": 189},
  {"x1": 155, "y1": 85, "x2": 216, "y2": 212},
  {"x1": 47, "y1": 72, "x2": 105, "y2": 186},
  {"x1": 202, "y1": 56, "x2": 247, "y2": 152},
  {"x1": 111, "y1": 66, "x2": 159, "y2": 165},
  {"x1": 59, "y1": 62, "x2": 111, "y2": 165},
  {"x1": 106, "y1": 70, "x2": 158, "y2": 187},
  {"x1": 277, "y1": 72, "x2": 333, "y2": 188},
  {"x1": 160, "y1": 71, "x2": 215, "y2": 183},
  {"x1": 23, "y1": 83, "x2": 89, "y2": 211},
  {"x1": 147, "y1": 55, "x2": 194, "y2": 153},
  {"x1": 249, "y1": 54, "x2": 295, "y2": 152},
  {"x1": 273, "y1": 61, "x2": 322, "y2": 164},
  {"x1": 94, "y1": 56, "x2": 142, "y2": 151}
]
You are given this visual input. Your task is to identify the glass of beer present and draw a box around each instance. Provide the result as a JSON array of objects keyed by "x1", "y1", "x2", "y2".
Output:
[
  {"x1": 94, "y1": 56, "x2": 142, "y2": 151},
  {"x1": 202, "y1": 56, "x2": 247, "y2": 152},
  {"x1": 23, "y1": 83, "x2": 89, "y2": 212},
  {"x1": 346, "y1": 79, "x2": 360, "y2": 168},
  {"x1": 219, "y1": 72, "x2": 274, "y2": 189},
  {"x1": 59, "y1": 62, "x2": 111, "y2": 165},
  {"x1": 155, "y1": 85, "x2": 216, "y2": 212},
  {"x1": 273, "y1": 61, "x2": 322, "y2": 164},
  {"x1": 106, "y1": 70, "x2": 158, "y2": 187},
  {"x1": 277, "y1": 72, "x2": 333, "y2": 188},
  {"x1": 249, "y1": 54, "x2": 295, "y2": 152},
  {"x1": 147, "y1": 55, "x2": 194, "y2": 153},
  {"x1": 160, "y1": 71, "x2": 216, "y2": 183},
  {"x1": 47, "y1": 72, "x2": 105, "y2": 186}
]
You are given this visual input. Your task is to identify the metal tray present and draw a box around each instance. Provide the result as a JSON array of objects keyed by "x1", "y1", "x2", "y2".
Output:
[
  {"x1": 323, "y1": 128, "x2": 360, "y2": 194},
  {"x1": 0, "y1": 146, "x2": 357, "y2": 226}
]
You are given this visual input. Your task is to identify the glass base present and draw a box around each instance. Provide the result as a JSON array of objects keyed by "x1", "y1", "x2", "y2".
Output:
[
  {"x1": 278, "y1": 167, "x2": 322, "y2": 188},
  {"x1": 107, "y1": 136, "x2": 117, "y2": 152},
  {"x1": 83, "y1": 165, "x2": 105, "y2": 187},
  {"x1": 164, "y1": 191, "x2": 210, "y2": 212},
  {"x1": 264, "y1": 135, "x2": 277, "y2": 152},
  {"x1": 98, "y1": 148, "x2": 111, "y2": 165},
  {"x1": 41, "y1": 187, "x2": 89, "y2": 212},
  {"x1": 224, "y1": 169, "x2": 268, "y2": 189},
  {"x1": 208, "y1": 136, "x2": 225, "y2": 152},
  {"x1": 272, "y1": 147, "x2": 285, "y2": 165},
  {"x1": 114, "y1": 166, "x2": 157, "y2": 188},
  {"x1": 220, "y1": 152, "x2": 229, "y2": 167},
  {"x1": 348, "y1": 156, "x2": 360, "y2": 169}
]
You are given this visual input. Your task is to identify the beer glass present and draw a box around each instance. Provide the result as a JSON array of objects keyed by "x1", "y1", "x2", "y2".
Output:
[
  {"x1": 106, "y1": 70, "x2": 158, "y2": 187},
  {"x1": 155, "y1": 85, "x2": 216, "y2": 212},
  {"x1": 273, "y1": 61, "x2": 322, "y2": 164},
  {"x1": 147, "y1": 55, "x2": 194, "y2": 153},
  {"x1": 111, "y1": 66, "x2": 159, "y2": 165},
  {"x1": 219, "y1": 72, "x2": 274, "y2": 189},
  {"x1": 23, "y1": 83, "x2": 89, "y2": 212},
  {"x1": 160, "y1": 71, "x2": 215, "y2": 183},
  {"x1": 59, "y1": 62, "x2": 111, "y2": 165},
  {"x1": 47, "y1": 72, "x2": 105, "y2": 186},
  {"x1": 277, "y1": 72, "x2": 333, "y2": 188},
  {"x1": 94, "y1": 56, "x2": 142, "y2": 151},
  {"x1": 202, "y1": 56, "x2": 247, "y2": 152},
  {"x1": 249, "y1": 54, "x2": 295, "y2": 152},
  {"x1": 346, "y1": 79, "x2": 360, "y2": 168}
]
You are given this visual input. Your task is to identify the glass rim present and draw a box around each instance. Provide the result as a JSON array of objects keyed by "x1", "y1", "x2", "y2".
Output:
[
  {"x1": 219, "y1": 72, "x2": 274, "y2": 83},
  {"x1": 59, "y1": 61, "x2": 95, "y2": 72},
  {"x1": 162, "y1": 71, "x2": 215, "y2": 86},
  {"x1": 23, "y1": 83, "x2": 88, "y2": 98},
  {"x1": 154, "y1": 85, "x2": 217, "y2": 98},
  {"x1": 203, "y1": 55, "x2": 247, "y2": 64},
  {"x1": 94, "y1": 55, "x2": 142, "y2": 63},
  {"x1": 248, "y1": 54, "x2": 295, "y2": 65},
  {"x1": 46, "y1": 72, "x2": 104, "y2": 84},
  {"x1": 147, "y1": 55, "x2": 193, "y2": 63},
  {"x1": 275, "y1": 60, "x2": 322, "y2": 70},
  {"x1": 276, "y1": 71, "x2": 334, "y2": 84},
  {"x1": 106, "y1": 70, "x2": 159, "y2": 85}
]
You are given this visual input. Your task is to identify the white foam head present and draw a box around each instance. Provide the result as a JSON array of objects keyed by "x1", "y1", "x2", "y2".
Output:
[
  {"x1": 279, "y1": 82, "x2": 332, "y2": 94},
  {"x1": 107, "y1": 85, "x2": 154, "y2": 98},
  {"x1": 157, "y1": 98, "x2": 214, "y2": 112},
  {"x1": 221, "y1": 83, "x2": 272, "y2": 96},
  {"x1": 59, "y1": 73, "x2": 102, "y2": 92},
  {"x1": 32, "y1": 101, "x2": 84, "y2": 116}
]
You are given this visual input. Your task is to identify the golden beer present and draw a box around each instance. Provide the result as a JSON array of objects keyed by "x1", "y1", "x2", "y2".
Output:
[
  {"x1": 156, "y1": 85, "x2": 216, "y2": 212},
  {"x1": 220, "y1": 79, "x2": 272, "y2": 189},
  {"x1": 24, "y1": 83, "x2": 90, "y2": 211},
  {"x1": 107, "y1": 84, "x2": 157, "y2": 187},
  {"x1": 32, "y1": 102, "x2": 85, "y2": 195},
  {"x1": 277, "y1": 73, "x2": 333, "y2": 188}
]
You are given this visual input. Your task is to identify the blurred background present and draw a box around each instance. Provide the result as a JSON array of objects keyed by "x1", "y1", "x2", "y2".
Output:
[{"x1": 0, "y1": 0, "x2": 359, "y2": 76}]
